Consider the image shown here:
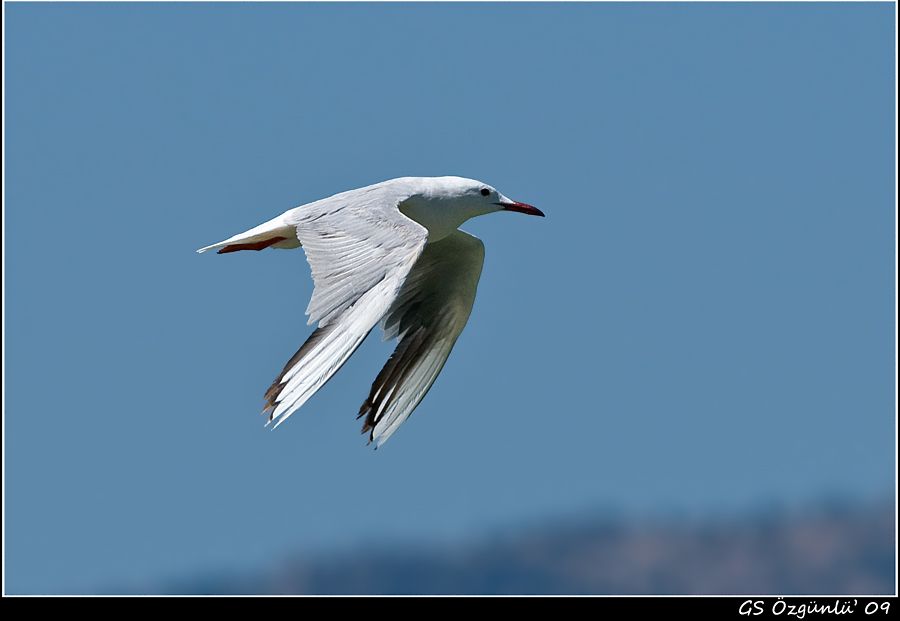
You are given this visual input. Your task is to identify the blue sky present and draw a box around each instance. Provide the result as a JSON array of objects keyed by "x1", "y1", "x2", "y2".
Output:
[{"x1": 5, "y1": 2, "x2": 895, "y2": 593}]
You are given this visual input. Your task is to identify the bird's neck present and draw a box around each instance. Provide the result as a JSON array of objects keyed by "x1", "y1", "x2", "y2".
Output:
[{"x1": 400, "y1": 199, "x2": 477, "y2": 243}]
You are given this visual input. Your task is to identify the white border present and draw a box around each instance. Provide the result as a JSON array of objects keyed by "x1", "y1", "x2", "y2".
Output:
[{"x1": 1, "y1": 0, "x2": 896, "y2": 599}]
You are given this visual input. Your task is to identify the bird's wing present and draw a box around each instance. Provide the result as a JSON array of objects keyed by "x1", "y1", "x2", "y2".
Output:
[
  {"x1": 264, "y1": 189, "x2": 428, "y2": 428},
  {"x1": 359, "y1": 230, "x2": 485, "y2": 447}
]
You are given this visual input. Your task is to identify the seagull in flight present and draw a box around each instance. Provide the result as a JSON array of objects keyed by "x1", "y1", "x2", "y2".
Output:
[{"x1": 198, "y1": 176, "x2": 544, "y2": 446}]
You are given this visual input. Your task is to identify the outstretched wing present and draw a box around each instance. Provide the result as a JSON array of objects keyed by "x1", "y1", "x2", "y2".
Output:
[
  {"x1": 264, "y1": 188, "x2": 428, "y2": 428},
  {"x1": 359, "y1": 230, "x2": 485, "y2": 447}
]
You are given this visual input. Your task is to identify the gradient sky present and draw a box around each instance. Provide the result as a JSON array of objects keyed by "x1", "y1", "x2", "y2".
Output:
[{"x1": 5, "y1": 2, "x2": 895, "y2": 594}]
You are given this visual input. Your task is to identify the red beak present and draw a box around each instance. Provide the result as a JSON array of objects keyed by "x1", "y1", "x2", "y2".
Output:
[{"x1": 496, "y1": 201, "x2": 545, "y2": 217}]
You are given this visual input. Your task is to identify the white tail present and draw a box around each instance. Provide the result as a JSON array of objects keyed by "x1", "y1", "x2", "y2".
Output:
[{"x1": 197, "y1": 214, "x2": 301, "y2": 254}]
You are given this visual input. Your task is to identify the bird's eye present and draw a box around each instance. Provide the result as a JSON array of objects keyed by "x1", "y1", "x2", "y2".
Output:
[{"x1": 480, "y1": 188, "x2": 490, "y2": 196}]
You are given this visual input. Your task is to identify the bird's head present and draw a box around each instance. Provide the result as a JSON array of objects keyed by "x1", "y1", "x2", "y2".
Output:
[
  {"x1": 397, "y1": 176, "x2": 543, "y2": 241},
  {"x1": 416, "y1": 176, "x2": 544, "y2": 219}
]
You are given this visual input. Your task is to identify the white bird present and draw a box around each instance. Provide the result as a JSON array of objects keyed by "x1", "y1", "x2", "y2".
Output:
[{"x1": 198, "y1": 176, "x2": 543, "y2": 446}]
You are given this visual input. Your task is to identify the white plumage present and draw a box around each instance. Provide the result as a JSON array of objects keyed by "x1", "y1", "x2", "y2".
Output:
[{"x1": 198, "y1": 176, "x2": 543, "y2": 446}]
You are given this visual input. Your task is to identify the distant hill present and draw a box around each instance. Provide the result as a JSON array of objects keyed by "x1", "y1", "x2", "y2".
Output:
[{"x1": 153, "y1": 501, "x2": 894, "y2": 595}]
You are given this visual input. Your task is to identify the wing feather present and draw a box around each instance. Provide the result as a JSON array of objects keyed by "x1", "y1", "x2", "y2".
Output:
[
  {"x1": 358, "y1": 230, "x2": 485, "y2": 446},
  {"x1": 289, "y1": 186, "x2": 427, "y2": 328},
  {"x1": 264, "y1": 188, "x2": 428, "y2": 428}
]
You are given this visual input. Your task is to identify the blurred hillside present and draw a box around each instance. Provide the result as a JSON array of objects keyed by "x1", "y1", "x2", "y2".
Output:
[{"x1": 145, "y1": 500, "x2": 895, "y2": 595}]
